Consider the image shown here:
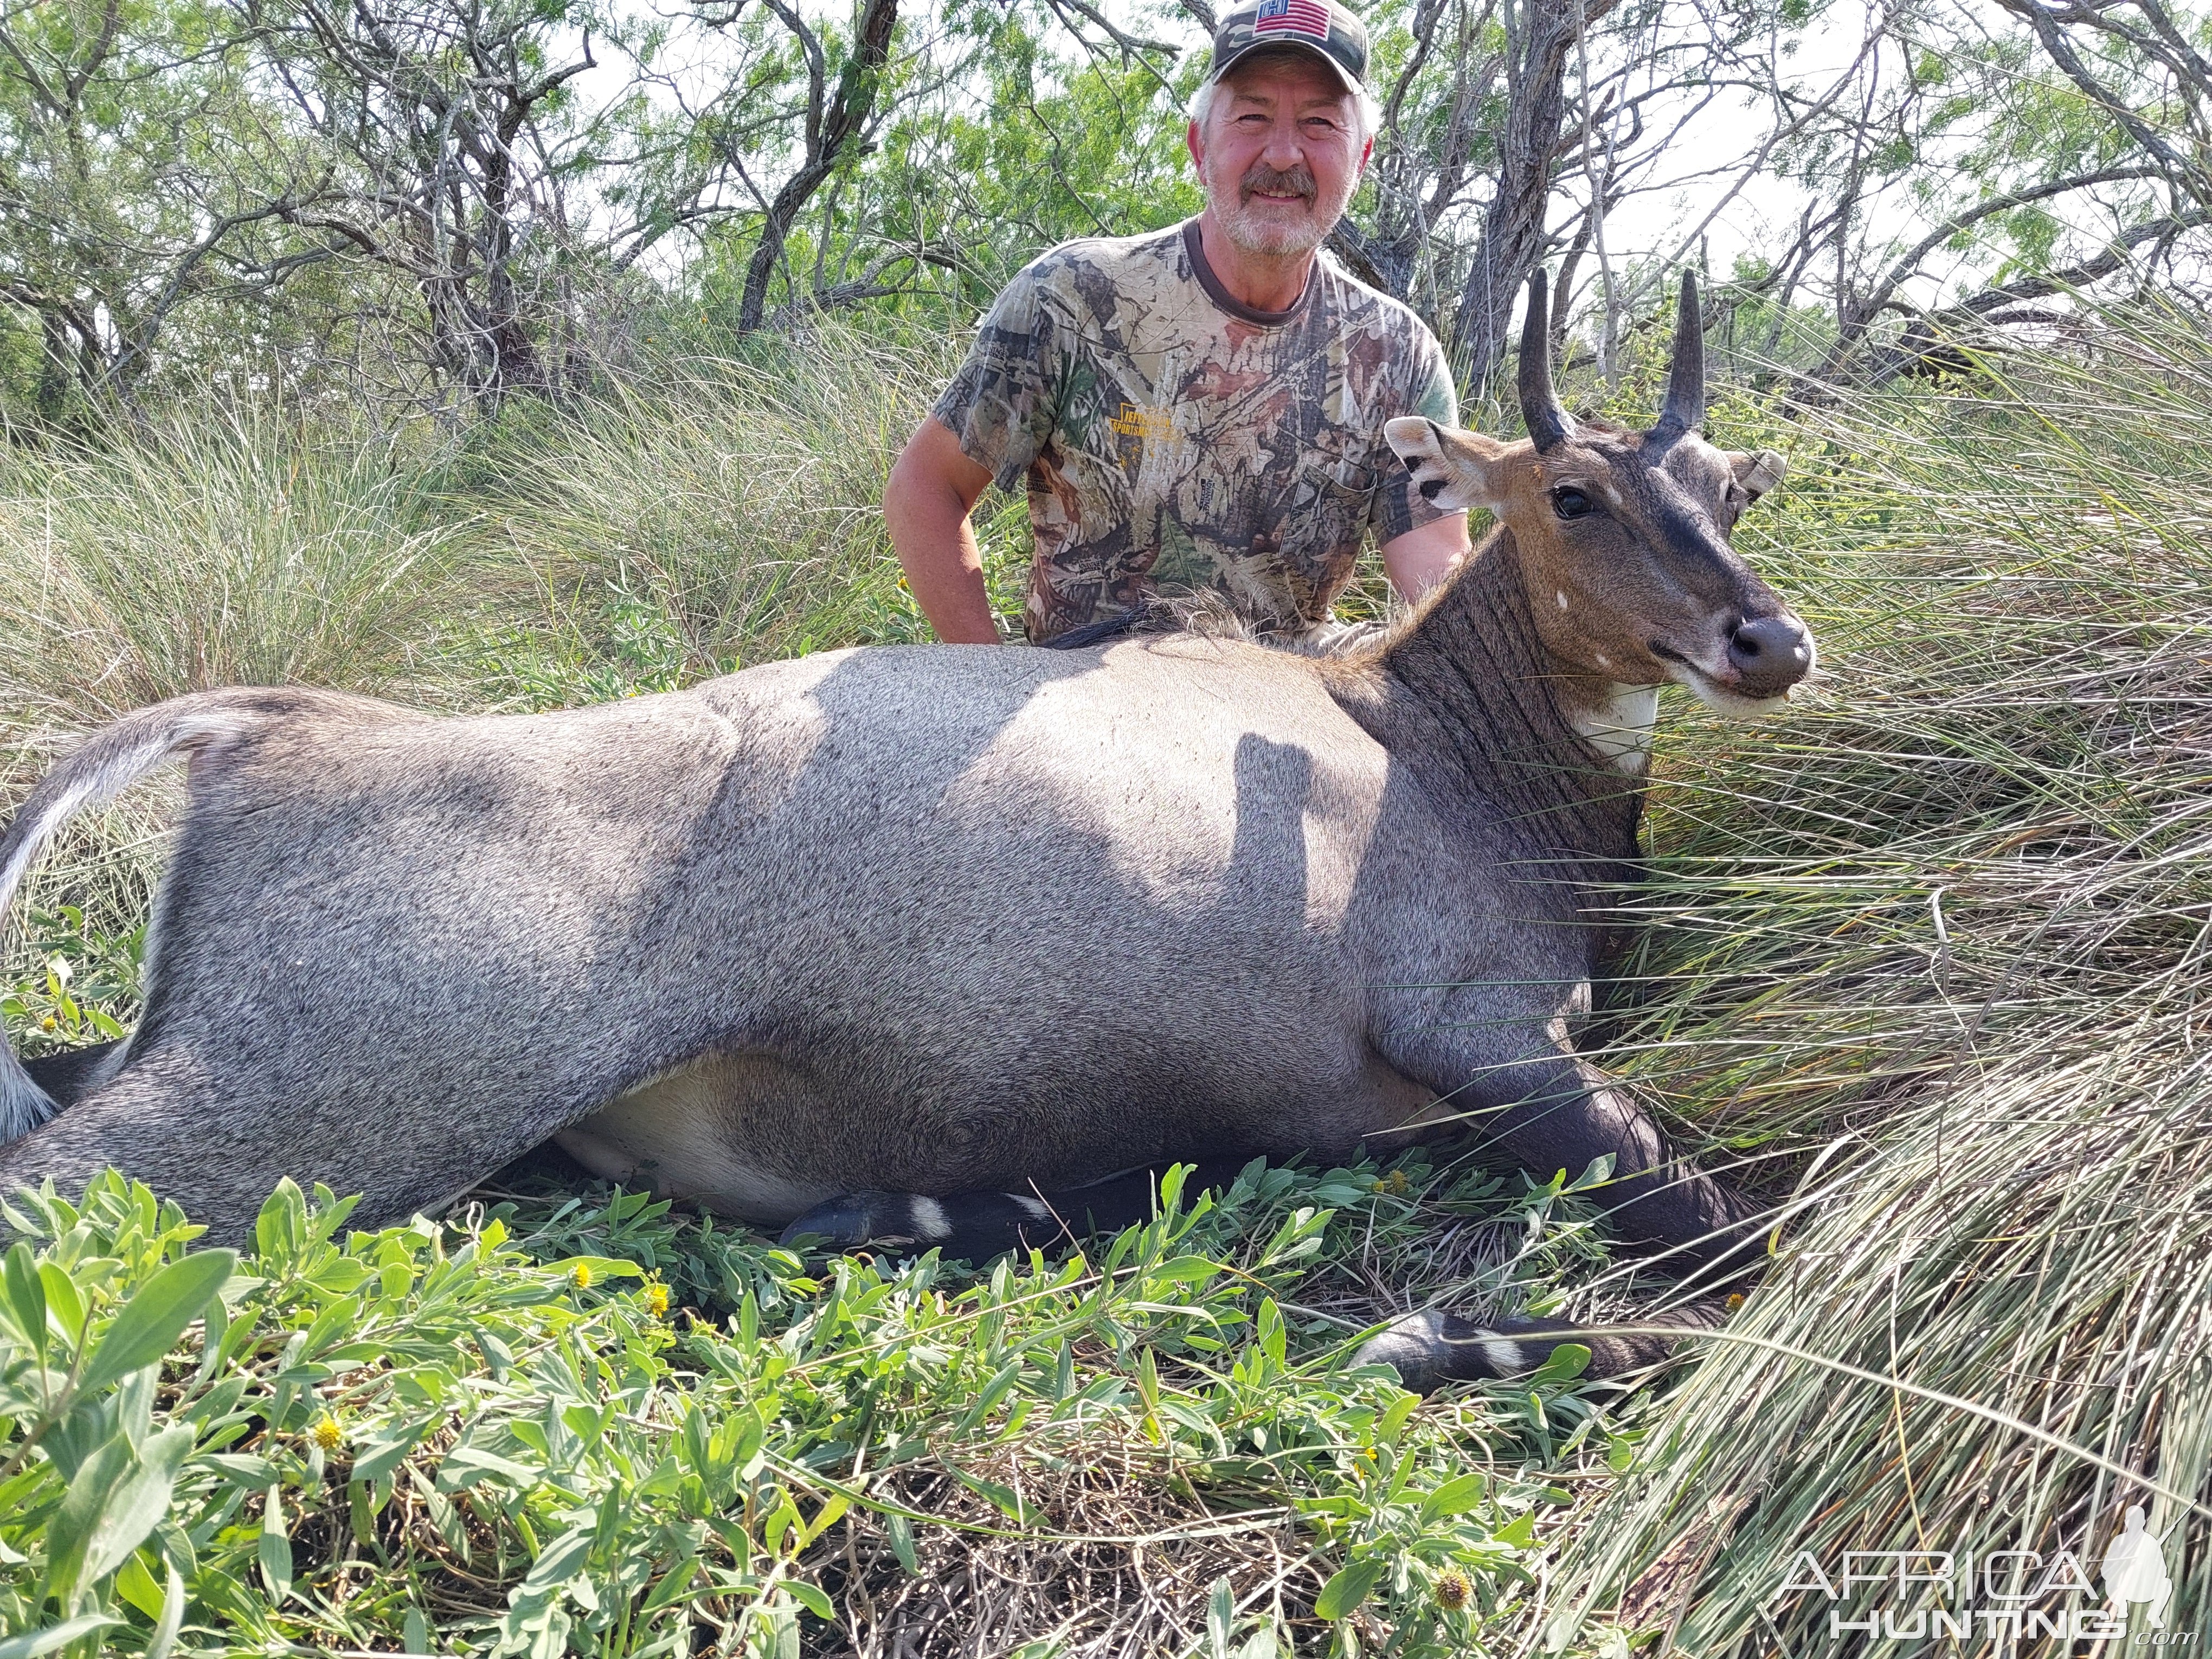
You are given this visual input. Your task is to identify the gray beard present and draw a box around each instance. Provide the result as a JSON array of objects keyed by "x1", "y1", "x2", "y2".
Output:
[
  {"x1": 1219, "y1": 204, "x2": 1327, "y2": 256},
  {"x1": 1205, "y1": 171, "x2": 1352, "y2": 259},
  {"x1": 1212, "y1": 190, "x2": 1327, "y2": 259}
]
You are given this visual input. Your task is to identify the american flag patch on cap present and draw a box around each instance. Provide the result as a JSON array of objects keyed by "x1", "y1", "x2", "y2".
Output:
[
  {"x1": 1210, "y1": 0, "x2": 1368, "y2": 89},
  {"x1": 1255, "y1": 0, "x2": 1330, "y2": 38}
]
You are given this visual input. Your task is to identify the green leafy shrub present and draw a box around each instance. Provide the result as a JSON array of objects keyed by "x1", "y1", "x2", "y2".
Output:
[{"x1": 0, "y1": 1160, "x2": 1621, "y2": 1655}]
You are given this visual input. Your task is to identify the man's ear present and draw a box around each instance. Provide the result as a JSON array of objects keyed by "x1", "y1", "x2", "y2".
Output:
[
  {"x1": 1385, "y1": 416, "x2": 1513, "y2": 512},
  {"x1": 1729, "y1": 447, "x2": 1786, "y2": 502},
  {"x1": 1186, "y1": 120, "x2": 1206, "y2": 182}
]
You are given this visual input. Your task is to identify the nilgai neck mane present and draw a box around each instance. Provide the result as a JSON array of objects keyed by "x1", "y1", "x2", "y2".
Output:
[{"x1": 1338, "y1": 534, "x2": 1645, "y2": 875}]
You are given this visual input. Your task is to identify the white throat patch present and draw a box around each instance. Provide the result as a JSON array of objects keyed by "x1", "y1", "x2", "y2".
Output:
[{"x1": 1573, "y1": 684, "x2": 1661, "y2": 773}]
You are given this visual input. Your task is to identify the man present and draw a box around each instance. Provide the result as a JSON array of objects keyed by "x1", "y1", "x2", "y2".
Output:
[{"x1": 884, "y1": 0, "x2": 1470, "y2": 646}]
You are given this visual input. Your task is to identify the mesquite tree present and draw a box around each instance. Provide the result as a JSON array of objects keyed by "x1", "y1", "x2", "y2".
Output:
[
  {"x1": 240, "y1": 0, "x2": 610, "y2": 407},
  {"x1": 8, "y1": 0, "x2": 2212, "y2": 419}
]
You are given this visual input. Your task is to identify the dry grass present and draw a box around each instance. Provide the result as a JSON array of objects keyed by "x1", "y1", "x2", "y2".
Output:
[
  {"x1": 805, "y1": 1438, "x2": 1329, "y2": 1658},
  {"x1": 1533, "y1": 309, "x2": 2212, "y2": 1651}
]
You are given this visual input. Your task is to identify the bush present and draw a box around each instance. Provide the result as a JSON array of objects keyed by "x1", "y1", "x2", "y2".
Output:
[{"x1": 0, "y1": 1162, "x2": 1612, "y2": 1655}]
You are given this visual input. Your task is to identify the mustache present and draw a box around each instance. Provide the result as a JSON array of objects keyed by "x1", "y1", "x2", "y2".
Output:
[{"x1": 1239, "y1": 162, "x2": 1316, "y2": 201}]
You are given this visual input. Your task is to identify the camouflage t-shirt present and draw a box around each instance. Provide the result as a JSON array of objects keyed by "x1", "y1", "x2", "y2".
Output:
[{"x1": 932, "y1": 219, "x2": 1459, "y2": 644}]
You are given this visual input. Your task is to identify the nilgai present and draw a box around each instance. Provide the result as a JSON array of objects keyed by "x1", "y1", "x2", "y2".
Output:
[{"x1": 0, "y1": 272, "x2": 1811, "y2": 1387}]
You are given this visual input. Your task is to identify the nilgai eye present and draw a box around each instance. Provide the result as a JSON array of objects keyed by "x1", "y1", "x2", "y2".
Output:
[{"x1": 1552, "y1": 486, "x2": 1593, "y2": 519}]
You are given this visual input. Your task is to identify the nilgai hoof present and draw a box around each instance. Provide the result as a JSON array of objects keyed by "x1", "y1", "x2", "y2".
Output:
[
  {"x1": 776, "y1": 1187, "x2": 1066, "y2": 1263},
  {"x1": 1354, "y1": 1310, "x2": 1604, "y2": 1392},
  {"x1": 778, "y1": 1190, "x2": 930, "y2": 1252}
]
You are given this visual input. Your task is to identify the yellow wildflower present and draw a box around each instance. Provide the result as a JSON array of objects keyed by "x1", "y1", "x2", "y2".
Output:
[
  {"x1": 1433, "y1": 1567, "x2": 1472, "y2": 1611},
  {"x1": 310, "y1": 1414, "x2": 344, "y2": 1454},
  {"x1": 570, "y1": 1261, "x2": 594, "y2": 1289},
  {"x1": 644, "y1": 1281, "x2": 670, "y2": 1317}
]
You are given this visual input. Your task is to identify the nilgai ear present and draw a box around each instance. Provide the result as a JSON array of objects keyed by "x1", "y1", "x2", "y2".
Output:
[
  {"x1": 1731, "y1": 447, "x2": 1786, "y2": 501},
  {"x1": 1385, "y1": 416, "x2": 1512, "y2": 512}
]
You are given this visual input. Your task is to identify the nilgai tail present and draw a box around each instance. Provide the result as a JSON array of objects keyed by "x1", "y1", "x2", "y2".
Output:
[{"x1": 0, "y1": 687, "x2": 409, "y2": 1142}]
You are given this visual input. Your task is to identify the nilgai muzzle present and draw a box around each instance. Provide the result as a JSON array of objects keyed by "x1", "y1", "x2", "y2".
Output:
[{"x1": 0, "y1": 271, "x2": 1811, "y2": 1387}]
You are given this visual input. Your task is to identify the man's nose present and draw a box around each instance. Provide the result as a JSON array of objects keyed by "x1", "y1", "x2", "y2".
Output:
[{"x1": 1259, "y1": 120, "x2": 1304, "y2": 169}]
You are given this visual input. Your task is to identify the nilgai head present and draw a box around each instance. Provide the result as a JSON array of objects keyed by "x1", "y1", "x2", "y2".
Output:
[{"x1": 1387, "y1": 269, "x2": 1814, "y2": 713}]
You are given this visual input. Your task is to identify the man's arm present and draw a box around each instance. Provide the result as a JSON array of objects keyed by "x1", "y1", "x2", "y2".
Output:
[
  {"x1": 886, "y1": 416, "x2": 1002, "y2": 645},
  {"x1": 1380, "y1": 511, "x2": 1471, "y2": 603}
]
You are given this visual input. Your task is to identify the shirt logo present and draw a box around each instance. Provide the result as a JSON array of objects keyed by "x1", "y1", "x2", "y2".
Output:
[
  {"x1": 1107, "y1": 402, "x2": 1180, "y2": 448},
  {"x1": 1255, "y1": 0, "x2": 1330, "y2": 40}
]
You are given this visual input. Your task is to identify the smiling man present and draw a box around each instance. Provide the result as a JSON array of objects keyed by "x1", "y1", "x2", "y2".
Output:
[{"x1": 885, "y1": 0, "x2": 1469, "y2": 646}]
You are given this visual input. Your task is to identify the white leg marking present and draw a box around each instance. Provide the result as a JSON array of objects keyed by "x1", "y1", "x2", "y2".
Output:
[
  {"x1": 910, "y1": 1197, "x2": 951, "y2": 1240},
  {"x1": 1482, "y1": 1338, "x2": 1528, "y2": 1374},
  {"x1": 1013, "y1": 1195, "x2": 1051, "y2": 1221}
]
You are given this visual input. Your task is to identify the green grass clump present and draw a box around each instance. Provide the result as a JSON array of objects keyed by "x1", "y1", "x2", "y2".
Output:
[
  {"x1": 1550, "y1": 312, "x2": 2212, "y2": 1649},
  {"x1": 0, "y1": 405, "x2": 487, "y2": 726},
  {"x1": 452, "y1": 333, "x2": 1031, "y2": 708}
]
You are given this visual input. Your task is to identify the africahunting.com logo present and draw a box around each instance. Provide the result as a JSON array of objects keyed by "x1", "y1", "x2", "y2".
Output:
[{"x1": 1773, "y1": 1506, "x2": 2190, "y2": 1644}]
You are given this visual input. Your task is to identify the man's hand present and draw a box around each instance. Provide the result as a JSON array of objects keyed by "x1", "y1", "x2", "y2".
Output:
[
  {"x1": 1381, "y1": 512, "x2": 1471, "y2": 603},
  {"x1": 886, "y1": 418, "x2": 1001, "y2": 644}
]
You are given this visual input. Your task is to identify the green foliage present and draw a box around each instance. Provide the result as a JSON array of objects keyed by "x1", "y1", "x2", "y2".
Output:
[
  {"x1": 0, "y1": 0, "x2": 289, "y2": 414},
  {"x1": 0, "y1": 910, "x2": 138, "y2": 1060},
  {"x1": 0, "y1": 1162, "x2": 1609, "y2": 1653}
]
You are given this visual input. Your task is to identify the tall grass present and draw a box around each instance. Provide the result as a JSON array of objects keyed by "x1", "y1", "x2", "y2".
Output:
[
  {"x1": 0, "y1": 405, "x2": 484, "y2": 724},
  {"x1": 1542, "y1": 311, "x2": 2212, "y2": 1649},
  {"x1": 460, "y1": 331, "x2": 1031, "y2": 705}
]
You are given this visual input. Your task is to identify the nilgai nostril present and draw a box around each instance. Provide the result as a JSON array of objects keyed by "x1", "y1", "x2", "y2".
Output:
[{"x1": 1727, "y1": 614, "x2": 1812, "y2": 696}]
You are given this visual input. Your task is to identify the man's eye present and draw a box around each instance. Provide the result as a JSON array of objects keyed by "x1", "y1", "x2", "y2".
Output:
[{"x1": 1552, "y1": 487, "x2": 1593, "y2": 520}]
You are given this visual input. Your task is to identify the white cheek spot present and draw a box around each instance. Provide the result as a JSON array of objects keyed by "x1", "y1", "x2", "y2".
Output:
[
  {"x1": 1593, "y1": 651, "x2": 1610, "y2": 669},
  {"x1": 1013, "y1": 1195, "x2": 1051, "y2": 1221},
  {"x1": 1603, "y1": 484, "x2": 1623, "y2": 506},
  {"x1": 1555, "y1": 589, "x2": 1569, "y2": 610}
]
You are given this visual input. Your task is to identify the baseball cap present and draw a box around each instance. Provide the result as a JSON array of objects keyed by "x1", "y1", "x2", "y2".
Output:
[{"x1": 1208, "y1": 0, "x2": 1369, "y2": 98}]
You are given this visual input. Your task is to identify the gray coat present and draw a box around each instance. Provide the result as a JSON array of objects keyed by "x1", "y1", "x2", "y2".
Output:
[
  {"x1": 0, "y1": 274, "x2": 1807, "y2": 1320},
  {"x1": 0, "y1": 542, "x2": 1733, "y2": 1254}
]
